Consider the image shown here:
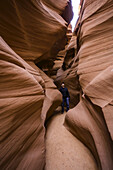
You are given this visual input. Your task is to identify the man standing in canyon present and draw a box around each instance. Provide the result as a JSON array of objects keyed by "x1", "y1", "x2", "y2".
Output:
[{"x1": 59, "y1": 82, "x2": 70, "y2": 113}]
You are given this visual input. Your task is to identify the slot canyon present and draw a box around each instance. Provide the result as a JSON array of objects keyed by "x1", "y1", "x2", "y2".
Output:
[{"x1": 0, "y1": 0, "x2": 113, "y2": 170}]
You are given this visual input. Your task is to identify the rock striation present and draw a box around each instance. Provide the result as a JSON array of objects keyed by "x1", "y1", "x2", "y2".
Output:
[
  {"x1": 45, "y1": 112, "x2": 98, "y2": 170},
  {"x1": 55, "y1": 31, "x2": 80, "y2": 108},
  {"x1": 60, "y1": 0, "x2": 113, "y2": 169},
  {"x1": 1, "y1": 0, "x2": 113, "y2": 169},
  {"x1": 0, "y1": 0, "x2": 72, "y2": 169}
]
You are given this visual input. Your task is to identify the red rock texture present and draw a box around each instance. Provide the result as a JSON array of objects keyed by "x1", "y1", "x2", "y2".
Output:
[
  {"x1": 55, "y1": 33, "x2": 80, "y2": 108},
  {"x1": 1, "y1": 0, "x2": 113, "y2": 169},
  {"x1": 36, "y1": 24, "x2": 73, "y2": 80},
  {"x1": 0, "y1": 38, "x2": 45, "y2": 169},
  {"x1": 45, "y1": 111, "x2": 98, "y2": 170},
  {"x1": 63, "y1": 0, "x2": 113, "y2": 169},
  {"x1": 0, "y1": 0, "x2": 72, "y2": 169}
]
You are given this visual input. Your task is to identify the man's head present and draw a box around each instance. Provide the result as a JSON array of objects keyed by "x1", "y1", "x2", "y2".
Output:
[{"x1": 61, "y1": 82, "x2": 65, "y2": 88}]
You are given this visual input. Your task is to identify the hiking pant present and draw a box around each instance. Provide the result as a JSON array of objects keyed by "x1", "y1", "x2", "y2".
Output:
[{"x1": 61, "y1": 97, "x2": 69, "y2": 113}]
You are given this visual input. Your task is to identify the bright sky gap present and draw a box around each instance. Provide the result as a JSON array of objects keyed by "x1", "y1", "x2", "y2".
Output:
[{"x1": 71, "y1": 0, "x2": 80, "y2": 31}]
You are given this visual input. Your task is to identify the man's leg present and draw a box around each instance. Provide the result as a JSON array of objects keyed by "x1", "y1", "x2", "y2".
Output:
[
  {"x1": 66, "y1": 97, "x2": 69, "y2": 112},
  {"x1": 61, "y1": 98, "x2": 65, "y2": 113}
]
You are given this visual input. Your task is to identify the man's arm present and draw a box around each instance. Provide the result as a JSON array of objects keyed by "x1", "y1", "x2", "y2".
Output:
[{"x1": 67, "y1": 88, "x2": 70, "y2": 98}]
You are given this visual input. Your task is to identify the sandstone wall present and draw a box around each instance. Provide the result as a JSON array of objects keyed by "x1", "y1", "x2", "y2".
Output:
[
  {"x1": 0, "y1": 0, "x2": 72, "y2": 169},
  {"x1": 63, "y1": 0, "x2": 113, "y2": 169}
]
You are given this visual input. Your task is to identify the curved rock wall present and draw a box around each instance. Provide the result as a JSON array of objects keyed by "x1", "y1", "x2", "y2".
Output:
[
  {"x1": 64, "y1": 0, "x2": 113, "y2": 169},
  {"x1": 55, "y1": 34, "x2": 80, "y2": 108},
  {"x1": 1, "y1": 0, "x2": 113, "y2": 169},
  {"x1": 0, "y1": 0, "x2": 72, "y2": 169},
  {"x1": 0, "y1": 0, "x2": 71, "y2": 61},
  {"x1": 0, "y1": 37, "x2": 45, "y2": 170}
]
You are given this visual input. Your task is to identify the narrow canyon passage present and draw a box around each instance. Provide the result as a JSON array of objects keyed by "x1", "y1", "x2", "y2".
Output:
[
  {"x1": 0, "y1": 0, "x2": 113, "y2": 169},
  {"x1": 45, "y1": 109, "x2": 98, "y2": 170}
]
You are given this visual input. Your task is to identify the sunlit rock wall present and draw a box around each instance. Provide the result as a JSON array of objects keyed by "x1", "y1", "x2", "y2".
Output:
[
  {"x1": 60, "y1": 0, "x2": 113, "y2": 169},
  {"x1": 0, "y1": 0, "x2": 73, "y2": 169}
]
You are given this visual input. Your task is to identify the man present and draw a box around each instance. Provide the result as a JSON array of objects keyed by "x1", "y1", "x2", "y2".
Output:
[{"x1": 59, "y1": 82, "x2": 70, "y2": 113}]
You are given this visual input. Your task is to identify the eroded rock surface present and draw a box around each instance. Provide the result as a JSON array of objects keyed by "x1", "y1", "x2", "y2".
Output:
[
  {"x1": 61, "y1": 0, "x2": 113, "y2": 169},
  {"x1": 0, "y1": 0, "x2": 72, "y2": 169},
  {"x1": 45, "y1": 111, "x2": 98, "y2": 170},
  {"x1": 1, "y1": 0, "x2": 113, "y2": 169}
]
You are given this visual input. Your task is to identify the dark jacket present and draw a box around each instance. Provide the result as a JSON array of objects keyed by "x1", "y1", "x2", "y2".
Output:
[{"x1": 59, "y1": 87, "x2": 70, "y2": 99}]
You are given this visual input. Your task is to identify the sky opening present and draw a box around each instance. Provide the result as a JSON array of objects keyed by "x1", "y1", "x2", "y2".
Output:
[{"x1": 71, "y1": 0, "x2": 80, "y2": 31}]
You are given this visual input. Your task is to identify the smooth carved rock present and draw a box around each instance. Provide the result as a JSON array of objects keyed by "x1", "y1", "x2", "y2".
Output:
[
  {"x1": 45, "y1": 112, "x2": 98, "y2": 170},
  {"x1": 0, "y1": 0, "x2": 72, "y2": 62},
  {"x1": 36, "y1": 24, "x2": 73, "y2": 80},
  {"x1": 1, "y1": 0, "x2": 113, "y2": 169},
  {"x1": 65, "y1": 97, "x2": 113, "y2": 170},
  {"x1": 0, "y1": 38, "x2": 45, "y2": 170},
  {"x1": 55, "y1": 33, "x2": 80, "y2": 108},
  {"x1": 64, "y1": 0, "x2": 113, "y2": 169},
  {"x1": 0, "y1": 0, "x2": 72, "y2": 169},
  {"x1": 0, "y1": 38, "x2": 62, "y2": 169}
]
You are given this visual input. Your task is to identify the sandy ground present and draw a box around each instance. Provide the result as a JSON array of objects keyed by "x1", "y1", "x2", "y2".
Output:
[{"x1": 45, "y1": 110, "x2": 98, "y2": 170}]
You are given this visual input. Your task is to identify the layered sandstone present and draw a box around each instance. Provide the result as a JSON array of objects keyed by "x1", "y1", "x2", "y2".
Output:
[
  {"x1": 0, "y1": 0, "x2": 72, "y2": 169},
  {"x1": 55, "y1": 32, "x2": 80, "y2": 108},
  {"x1": 62, "y1": 0, "x2": 113, "y2": 169},
  {"x1": 1, "y1": 0, "x2": 113, "y2": 169},
  {"x1": 45, "y1": 112, "x2": 98, "y2": 170}
]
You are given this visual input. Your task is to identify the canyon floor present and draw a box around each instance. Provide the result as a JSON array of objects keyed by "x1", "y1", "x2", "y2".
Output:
[{"x1": 45, "y1": 108, "x2": 98, "y2": 170}]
